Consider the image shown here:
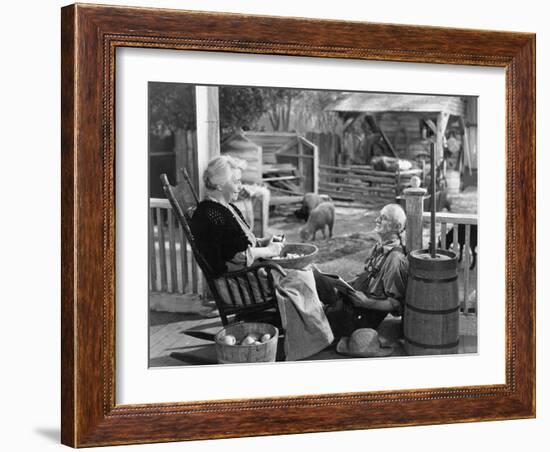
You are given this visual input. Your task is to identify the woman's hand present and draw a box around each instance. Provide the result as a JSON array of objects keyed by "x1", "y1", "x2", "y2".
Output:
[
  {"x1": 257, "y1": 236, "x2": 271, "y2": 247},
  {"x1": 250, "y1": 238, "x2": 284, "y2": 260},
  {"x1": 265, "y1": 238, "x2": 284, "y2": 258}
]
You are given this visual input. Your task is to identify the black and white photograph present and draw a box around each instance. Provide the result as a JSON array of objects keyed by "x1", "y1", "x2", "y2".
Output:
[{"x1": 148, "y1": 83, "x2": 478, "y2": 366}]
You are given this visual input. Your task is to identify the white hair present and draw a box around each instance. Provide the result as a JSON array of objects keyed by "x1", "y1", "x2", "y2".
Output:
[
  {"x1": 381, "y1": 203, "x2": 407, "y2": 232},
  {"x1": 203, "y1": 155, "x2": 247, "y2": 190}
]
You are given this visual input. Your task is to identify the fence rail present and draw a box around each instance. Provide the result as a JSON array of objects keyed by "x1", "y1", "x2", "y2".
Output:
[
  {"x1": 318, "y1": 164, "x2": 422, "y2": 207},
  {"x1": 149, "y1": 198, "x2": 201, "y2": 295}
]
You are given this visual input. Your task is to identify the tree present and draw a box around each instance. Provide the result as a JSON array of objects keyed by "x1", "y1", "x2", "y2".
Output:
[
  {"x1": 149, "y1": 82, "x2": 197, "y2": 183},
  {"x1": 253, "y1": 89, "x2": 348, "y2": 134},
  {"x1": 294, "y1": 90, "x2": 349, "y2": 134},
  {"x1": 219, "y1": 87, "x2": 266, "y2": 139},
  {"x1": 149, "y1": 82, "x2": 196, "y2": 133},
  {"x1": 261, "y1": 88, "x2": 302, "y2": 132}
]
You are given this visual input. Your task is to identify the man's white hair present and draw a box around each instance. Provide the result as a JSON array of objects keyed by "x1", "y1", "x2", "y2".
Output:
[
  {"x1": 381, "y1": 203, "x2": 407, "y2": 232},
  {"x1": 203, "y1": 155, "x2": 247, "y2": 190}
]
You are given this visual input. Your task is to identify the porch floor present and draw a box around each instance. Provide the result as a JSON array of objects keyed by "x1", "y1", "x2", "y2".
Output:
[{"x1": 149, "y1": 292, "x2": 478, "y2": 367}]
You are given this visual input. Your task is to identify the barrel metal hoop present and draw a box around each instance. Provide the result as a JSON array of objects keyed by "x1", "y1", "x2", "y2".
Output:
[
  {"x1": 405, "y1": 302, "x2": 460, "y2": 315},
  {"x1": 404, "y1": 337, "x2": 460, "y2": 350},
  {"x1": 409, "y1": 274, "x2": 458, "y2": 284}
]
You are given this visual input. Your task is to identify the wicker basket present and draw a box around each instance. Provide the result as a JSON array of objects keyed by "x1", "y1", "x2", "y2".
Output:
[
  {"x1": 269, "y1": 243, "x2": 318, "y2": 269},
  {"x1": 214, "y1": 322, "x2": 279, "y2": 364}
]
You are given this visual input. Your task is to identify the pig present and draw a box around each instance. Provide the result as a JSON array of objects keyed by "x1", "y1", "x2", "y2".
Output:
[
  {"x1": 295, "y1": 193, "x2": 332, "y2": 221},
  {"x1": 299, "y1": 202, "x2": 335, "y2": 241}
]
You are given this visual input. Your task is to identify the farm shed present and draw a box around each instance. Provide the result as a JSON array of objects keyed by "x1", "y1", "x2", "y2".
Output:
[
  {"x1": 326, "y1": 93, "x2": 476, "y2": 173},
  {"x1": 221, "y1": 130, "x2": 319, "y2": 203}
]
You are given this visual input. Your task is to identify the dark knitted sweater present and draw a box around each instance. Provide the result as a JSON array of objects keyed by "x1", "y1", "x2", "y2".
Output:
[{"x1": 190, "y1": 199, "x2": 255, "y2": 278}]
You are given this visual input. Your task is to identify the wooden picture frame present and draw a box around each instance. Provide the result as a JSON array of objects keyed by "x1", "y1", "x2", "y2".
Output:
[{"x1": 61, "y1": 3, "x2": 535, "y2": 447}]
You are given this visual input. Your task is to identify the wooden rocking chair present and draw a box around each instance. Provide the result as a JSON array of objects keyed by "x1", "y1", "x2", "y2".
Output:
[{"x1": 160, "y1": 170, "x2": 287, "y2": 327}]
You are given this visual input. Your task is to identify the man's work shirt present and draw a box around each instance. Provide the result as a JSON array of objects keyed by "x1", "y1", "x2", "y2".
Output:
[{"x1": 351, "y1": 238, "x2": 409, "y2": 315}]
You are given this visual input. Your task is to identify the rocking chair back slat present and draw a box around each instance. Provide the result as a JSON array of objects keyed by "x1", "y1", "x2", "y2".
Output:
[
  {"x1": 225, "y1": 278, "x2": 237, "y2": 308},
  {"x1": 243, "y1": 275, "x2": 256, "y2": 305},
  {"x1": 235, "y1": 276, "x2": 248, "y2": 306},
  {"x1": 180, "y1": 167, "x2": 200, "y2": 205}
]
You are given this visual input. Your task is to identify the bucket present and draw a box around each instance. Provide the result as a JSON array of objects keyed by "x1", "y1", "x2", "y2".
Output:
[
  {"x1": 404, "y1": 249, "x2": 459, "y2": 355},
  {"x1": 214, "y1": 322, "x2": 279, "y2": 364}
]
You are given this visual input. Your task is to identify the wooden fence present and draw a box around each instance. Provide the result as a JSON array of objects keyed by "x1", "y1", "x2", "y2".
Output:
[
  {"x1": 149, "y1": 198, "x2": 202, "y2": 295},
  {"x1": 318, "y1": 164, "x2": 423, "y2": 208}
]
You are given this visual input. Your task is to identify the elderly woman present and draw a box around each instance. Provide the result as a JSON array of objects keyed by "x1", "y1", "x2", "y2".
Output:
[
  {"x1": 190, "y1": 155, "x2": 284, "y2": 277},
  {"x1": 190, "y1": 155, "x2": 340, "y2": 360}
]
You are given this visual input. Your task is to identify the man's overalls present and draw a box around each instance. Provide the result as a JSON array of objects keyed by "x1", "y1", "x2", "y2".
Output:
[{"x1": 315, "y1": 242, "x2": 406, "y2": 338}]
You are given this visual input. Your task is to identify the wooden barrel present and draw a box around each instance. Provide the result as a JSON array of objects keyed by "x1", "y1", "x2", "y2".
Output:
[
  {"x1": 404, "y1": 249, "x2": 459, "y2": 355},
  {"x1": 214, "y1": 322, "x2": 278, "y2": 364}
]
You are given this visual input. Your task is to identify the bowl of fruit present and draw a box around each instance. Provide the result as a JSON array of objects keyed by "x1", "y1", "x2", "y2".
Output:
[
  {"x1": 214, "y1": 322, "x2": 279, "y2": 364},
  {"x1": 269, "y1": 243, "x2": 318, "y2": 270}
]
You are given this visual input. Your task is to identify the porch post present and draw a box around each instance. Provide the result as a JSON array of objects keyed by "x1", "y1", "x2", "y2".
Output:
[
  {"x1": 436, "y1": 111, "x2": 450, "y2": 163},
  {"x1": 195, "y1": 86, "x2": 220, "y2": 199},
  {"x1": 195, "y1": 86, "x2": 220, "y2": 299},
  {"x1": 403, "y1": 176, "x2": 427, "y2": 252}
]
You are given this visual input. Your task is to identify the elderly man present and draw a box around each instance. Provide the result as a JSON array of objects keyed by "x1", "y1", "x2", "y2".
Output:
[
  {"x1": 315, "y1": 203, "x2": 409, "y2": 337},
  {"x1": 347, "y1": 203, "x2": 408, "y2": 328}
]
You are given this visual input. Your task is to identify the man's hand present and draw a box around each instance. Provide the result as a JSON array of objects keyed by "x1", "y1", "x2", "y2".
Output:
[
  {"x1": 347, "y1": 290, "x2": 371, "y2": 308},
  {"x1": 347, "y1": 291, "x2": 400, "y2": 312}
]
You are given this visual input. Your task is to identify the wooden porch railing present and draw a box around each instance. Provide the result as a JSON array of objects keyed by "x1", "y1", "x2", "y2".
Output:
[
  {"x1": 149, "y1": 198, "x2": 202, "y2": 295},
  {"x1": 422, "y1": 211, "x2": 477, "y2": 313},
  {"x1": 403, "y1": 186, "x2": 478, "y2": 313}
]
